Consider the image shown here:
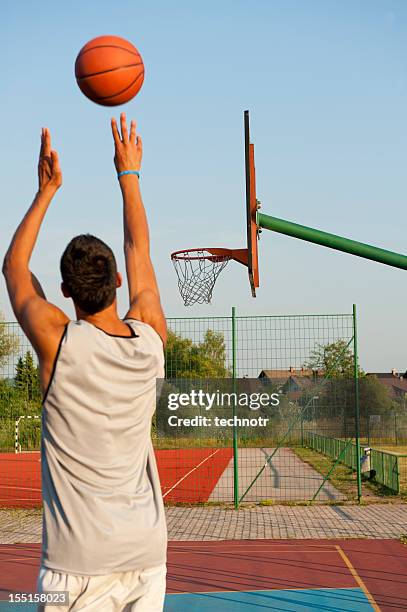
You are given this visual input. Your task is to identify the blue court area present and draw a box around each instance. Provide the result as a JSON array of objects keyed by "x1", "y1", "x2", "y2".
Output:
[
  {"x1": 164, "y1": 587, "x2": 373, "y2": 611},
  {"x1": 0, "y1": 588, "x2": 374, "y2": 611},
  {"x1": 0, "y1": 606, "x2": 34, "y2": 611}
]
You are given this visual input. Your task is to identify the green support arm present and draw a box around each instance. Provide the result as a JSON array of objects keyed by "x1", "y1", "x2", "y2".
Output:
[{"x1": 257, "y1": 212, "x2": 407, "y2": 270}]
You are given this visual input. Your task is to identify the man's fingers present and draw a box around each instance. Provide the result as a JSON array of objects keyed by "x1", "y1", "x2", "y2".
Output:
[
  {"x1": 50, "y1": 150, "x2": 61, "y2": 173},
  {"x1": 43, "y1": 128, "x2": 52, "y2": 157},
  {"x1": 111, "y1": 118, "x2": 121, "y2": 146},
  {"x1": 120, "y1": 112, "x2": 129, "y2": 142},
  {"x1": 129, "y1": 120, "x2": 136, "y2": 143},
  {"x1": 51, "y1": 150, "x2": 62, "y2": 187},
  {"x1": 40, "y1": 128, "x2": 45, "y2": 157}
]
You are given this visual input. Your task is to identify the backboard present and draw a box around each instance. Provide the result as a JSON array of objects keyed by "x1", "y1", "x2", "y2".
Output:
[
  {"x1": 171, "y1": 113, "x2": 260, "y2": 306},
  {"x1": 244, "y1": 110, "x2": 260, "y2": 297}
]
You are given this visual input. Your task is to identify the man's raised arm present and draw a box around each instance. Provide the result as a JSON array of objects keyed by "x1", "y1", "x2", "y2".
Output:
[
  {"x1": 111, "y1": 113, "x2": 167, "y2": 345},
  {"x1": 2, "y1": 128, "x2": 69, "y2": 371}
]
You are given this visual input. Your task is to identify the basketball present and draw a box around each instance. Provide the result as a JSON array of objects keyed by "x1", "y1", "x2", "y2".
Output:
[{"x1": 75, "y1": 35, "x2": 145, "y2": 106}]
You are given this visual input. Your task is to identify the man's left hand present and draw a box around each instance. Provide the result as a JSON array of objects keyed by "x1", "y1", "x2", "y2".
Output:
[{"x1": 38, "y1": 128, "x2": 62, "y2": 194}]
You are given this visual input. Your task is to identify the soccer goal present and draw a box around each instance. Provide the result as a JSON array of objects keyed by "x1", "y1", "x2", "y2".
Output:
[{"x1": 14, "y1": 415, "x2": 41, "y2": 454}]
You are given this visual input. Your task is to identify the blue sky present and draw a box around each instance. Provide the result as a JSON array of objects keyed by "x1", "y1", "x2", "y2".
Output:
[{"x1": 1, "y1": 0, "x2": 406, "y2": 371}]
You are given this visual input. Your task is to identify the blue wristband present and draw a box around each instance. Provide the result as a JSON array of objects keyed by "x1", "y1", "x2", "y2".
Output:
[{"x1": 117, "y1": 170, "x2": 140, "y2": 179}]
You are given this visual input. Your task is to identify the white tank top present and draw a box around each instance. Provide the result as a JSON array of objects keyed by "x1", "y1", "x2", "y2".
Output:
[{"x1": 41, "y1": 318, "x2": 167, "y2": 575}]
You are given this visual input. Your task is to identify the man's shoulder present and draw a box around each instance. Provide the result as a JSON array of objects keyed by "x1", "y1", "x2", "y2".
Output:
[{"x1": 125, "y1": 318, "x2": 165, "y2": 358}]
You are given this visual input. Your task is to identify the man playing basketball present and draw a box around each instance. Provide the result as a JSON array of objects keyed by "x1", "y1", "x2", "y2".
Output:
[{"x1": 3, "y1": 113, "x2": 167, "y2": 611}]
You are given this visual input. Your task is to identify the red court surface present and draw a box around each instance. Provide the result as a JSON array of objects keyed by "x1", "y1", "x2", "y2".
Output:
[
  {"x1": 156, "y1": 447, "x2": 233, "y2": 503},
  {"x1": 0, "y1": 448, "x2": 232, "y2": 507},
  {"x1": 0, "y1": 454, "x2": 41, "y2": 509},
  {"x1": 1, "y1": 539, "x2": 407, "y2": 610}
]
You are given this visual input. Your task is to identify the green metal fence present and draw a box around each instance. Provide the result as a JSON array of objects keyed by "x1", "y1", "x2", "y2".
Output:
[
  {"x1": 1, "y1": 309, "x2": 406, "y2": 509},
  {"x1": 162, "y1": 310, "x2": 360, "y2": 505},
  {"x1": 303, "y1": 431, "x2": 402, "y2": 493}
]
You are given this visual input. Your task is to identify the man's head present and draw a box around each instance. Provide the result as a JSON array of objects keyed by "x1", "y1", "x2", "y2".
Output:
[{"x1": 60, "y1": 235, "x2": 120, "y2": 314}]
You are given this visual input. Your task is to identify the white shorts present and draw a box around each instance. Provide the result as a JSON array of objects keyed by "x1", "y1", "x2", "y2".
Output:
[{"x1": 37, "y1": 563, "x2": 166, "y2": 612}]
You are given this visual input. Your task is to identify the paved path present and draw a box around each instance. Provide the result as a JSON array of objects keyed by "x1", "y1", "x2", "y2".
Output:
[
  {"x1": 209, "y1": 447, "x2": 344, "y2": 502},
  {"x1": 1, "y1": 504, "x2": 407, "y2": 544},
  {"x1": 167, "y1": 504, "x2": 407, "y2": 540}
]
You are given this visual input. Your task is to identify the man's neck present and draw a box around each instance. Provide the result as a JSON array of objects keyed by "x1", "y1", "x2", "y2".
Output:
[{"x1": 75, "y1": 301, "x2": 122, "y2": 327}]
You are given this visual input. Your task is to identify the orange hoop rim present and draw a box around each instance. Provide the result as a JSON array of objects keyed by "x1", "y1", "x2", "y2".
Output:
[{"x1": 171, "y1": 248, "x2": 234, "y2": 262}]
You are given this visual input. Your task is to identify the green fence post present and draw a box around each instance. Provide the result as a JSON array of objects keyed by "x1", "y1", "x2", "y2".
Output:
[
  {"x1": 367, "y1": 414, "x2": 370, "y2": 446},
  {"x1": 232, "y1": 306, "x2": 239, "y2": 509},
  {"x1": 353, "y1": 304, "x2": 362, "y2": 502}
]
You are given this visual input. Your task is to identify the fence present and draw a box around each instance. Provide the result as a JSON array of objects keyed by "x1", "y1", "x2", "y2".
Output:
[
  {"x1": 1, "y1": 309, "x2": 406, "y2": 509},
  {"x1": 303, "y1": 431, "x2": 404, "y2": 494},
  {"x1": 160, "y1": 309, "x2": 360, "y2": 506}
]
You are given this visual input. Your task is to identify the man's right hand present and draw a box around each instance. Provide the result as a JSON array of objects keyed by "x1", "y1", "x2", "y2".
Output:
[
  {"x1": 111, "y1": 112, "x2": 142, "y2": 173},
  {"x1": 113, "y1": 112, "x2": 166, "y2": 344}
]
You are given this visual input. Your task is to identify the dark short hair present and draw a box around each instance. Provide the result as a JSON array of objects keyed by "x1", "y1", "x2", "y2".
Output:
[{"x1": 60, "y1": 235, "x2": 117, "y2": 314}]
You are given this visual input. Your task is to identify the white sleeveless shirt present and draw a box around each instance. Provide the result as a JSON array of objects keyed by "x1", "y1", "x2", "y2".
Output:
[{"x1": 41, "y1": 318, "x2": 167, "y2": 575}]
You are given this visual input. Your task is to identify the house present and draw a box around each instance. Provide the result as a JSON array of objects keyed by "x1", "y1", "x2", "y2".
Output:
[
  {"x1": 258, "y1": 367, "x2": 322, "y2": 402},
  {"x1": 366, "y1": 369, "x2": 407, "y2": 402}
]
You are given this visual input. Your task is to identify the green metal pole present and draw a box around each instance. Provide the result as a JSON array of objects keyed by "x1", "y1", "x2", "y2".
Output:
[
  {"x1": 367, "y1": 414, "x2": 370, "y2": 446},
  {"x1": 232, "y1": 306, "x2": 239, "y2": 509},
  {"x1": 311, "y1": 437, "x2": 354, "y2": 502},
  {"x1": 353, "y1": 304, "x2": 362, "y2": 502},
  {"x1": 258, "y1": 213, "x2": 407, "y2": 271}
]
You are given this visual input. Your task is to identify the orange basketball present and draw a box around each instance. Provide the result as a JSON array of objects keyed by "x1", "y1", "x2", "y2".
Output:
[{"x1": 75, "y1": 35, "x2": 145, "y2": 106}]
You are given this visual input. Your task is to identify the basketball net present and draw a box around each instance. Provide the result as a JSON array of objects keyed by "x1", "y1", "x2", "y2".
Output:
[{"x1": 171, "y1": 250, "x2": 231, "y2": 306}]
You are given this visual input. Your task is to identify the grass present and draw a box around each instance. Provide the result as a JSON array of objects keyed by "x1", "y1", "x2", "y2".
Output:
[
  {"x1": 292, "y1": 446, "x2": 406, "y2": 501},
  {"x1": 153, "y1": 436, "x2": 302, "y2": 450},
  {"x1": 299, "y1": 435, "x2": 407, "y2": 497},
  {"x1": 292, "y1": 446, "x2": 360, "y2": 500}
]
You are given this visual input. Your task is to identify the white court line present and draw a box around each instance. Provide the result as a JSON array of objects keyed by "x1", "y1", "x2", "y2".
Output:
[
  {"x1": 166, "y1": 586, "x2": 368, "y2": 596},
  {"x1": 169, "y1": 543, "x2": 338, "y2": 549},
  {"x1": 169, "y1": 549, "x2": 340, "y2": 555},
  {"x1": 163, "y1": 449, "x2": 221, "y2": 498}
]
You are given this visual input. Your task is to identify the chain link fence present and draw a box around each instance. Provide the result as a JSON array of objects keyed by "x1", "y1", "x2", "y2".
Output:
[{"x1": 1, "y1": 311, "x2": 406, "y2": 508}]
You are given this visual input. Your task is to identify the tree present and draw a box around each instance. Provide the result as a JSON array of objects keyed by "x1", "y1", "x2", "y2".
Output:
[
  {"x1": 165, "y1": 329, "x2": 230, "y2": 378},
  {"x1": 305, "y1": 339, "x2": 362, "y2": 379},
  {"x1": 15, "y1": 357, "x2": 25, "y2": 388},
  {"x1": 359, "y1": 376, "x2": 397, "y2": 418},
  {"x1": 192, "y1": 330, "x2": 231, "y2": 378},
  {"x1": 0, "y1": 311, "x2": 19, "y2": 369},
  {"x1": 165, "y1": 331, "x2": 194, "y2": 379},
  {"x1": 304, "y1": 340, "x2": 399, "y2": 438},
  {"x1": 14, "y1": 351, "x2": 41, "y2": 401}
]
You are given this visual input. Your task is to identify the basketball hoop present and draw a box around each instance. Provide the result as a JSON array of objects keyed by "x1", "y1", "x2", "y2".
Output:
[
  {"x1": 170, "y1": 112, "x2": 260, "y2": 306},
  {"x1": 171, "y1": 248, "x2": 248, "y2": 306}
]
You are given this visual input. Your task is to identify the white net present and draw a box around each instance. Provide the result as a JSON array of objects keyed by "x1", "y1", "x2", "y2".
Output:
[{"x1": 172, "y1": 250, "x2": 231, "y2": 306}]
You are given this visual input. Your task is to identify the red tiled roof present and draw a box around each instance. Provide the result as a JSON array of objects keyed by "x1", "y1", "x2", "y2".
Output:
[
  {"x1": 259, "y1": 368, "x2": 322, "y2": 379},
  {"x1": 366, "y1": 372, "x2": 407, "y2": 398}
]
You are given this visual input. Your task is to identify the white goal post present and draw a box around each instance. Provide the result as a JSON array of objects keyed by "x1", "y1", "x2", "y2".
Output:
[{"x1": 14, "y1": 415, "x2": 41, "y2": 453}]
